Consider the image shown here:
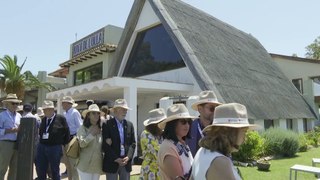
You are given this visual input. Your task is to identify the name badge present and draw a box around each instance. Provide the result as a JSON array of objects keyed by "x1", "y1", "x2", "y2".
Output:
[{"x1": 42, "y1": 133, "x2": 49, "y2": 139}]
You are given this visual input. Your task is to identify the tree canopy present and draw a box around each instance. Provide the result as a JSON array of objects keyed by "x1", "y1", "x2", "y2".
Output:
[
  {"x1": 0, "y1": 55, "x2": 54, "y2": 100},
  {"x1": 305, "y1": 36, "x2": 320, "y2": 60}
]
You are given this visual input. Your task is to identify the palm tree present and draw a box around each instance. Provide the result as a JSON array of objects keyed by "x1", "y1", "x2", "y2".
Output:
[{"x1": 0, "y1": 55, "x2": 54, "y2": 100}]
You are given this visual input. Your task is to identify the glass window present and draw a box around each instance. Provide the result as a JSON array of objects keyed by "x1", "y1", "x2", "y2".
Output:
[
  {"x1": 123, "y1": 24, "x2": 185, "y2": 77},
  {"x1": 74, "y1": 62, "x2": 102, "y2": 85},
  {"x1": 292, "y1": 79, "x2": 303, "y2": 93},
  {"x1": 303, "y1": 118, "x2": 307, "y2": 132},
  {"x1": 264, "y1": 119, "x2": 274, "y2": 130},
  {"x1": 286, "y1": 119, "x2": 293, "y2": 130}
]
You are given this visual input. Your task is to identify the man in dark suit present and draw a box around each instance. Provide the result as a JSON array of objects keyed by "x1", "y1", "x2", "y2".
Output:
[
  {"x1": 36, "y1": 100, "x2": 70, "y2": 180},
  {"x1": 102, "y1": 99, "x2": 136, "y2": 180}
]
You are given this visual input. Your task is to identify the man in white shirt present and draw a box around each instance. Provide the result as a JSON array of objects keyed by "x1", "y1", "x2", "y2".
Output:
[{"x1": 61, "y1": 96, "x2": 82, "y2": 180}]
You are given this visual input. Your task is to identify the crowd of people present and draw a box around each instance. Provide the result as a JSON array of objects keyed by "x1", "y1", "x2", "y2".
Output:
[{"x1": 0, "y1": 90, "x2": 258, "y2": 180}]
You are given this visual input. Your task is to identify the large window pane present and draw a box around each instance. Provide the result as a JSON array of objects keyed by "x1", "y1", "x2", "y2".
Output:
[
  {"x1": 74, "y1": 62, "x2": 102, "y2": 85},
  {"x1": 123, "y1": 24, "x2": 185, "y2": 77}
]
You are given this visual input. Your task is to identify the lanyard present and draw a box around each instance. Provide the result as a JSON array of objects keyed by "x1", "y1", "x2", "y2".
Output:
[
  {"x1": 6, "y1": 110, "x2": 17, "y2": 127},
  {"x1": 45, "y1": 118, "x2": 54, "y2": 133},
  {"x1": 197, "y1": 120, "x2": 204, "y2": 138}
]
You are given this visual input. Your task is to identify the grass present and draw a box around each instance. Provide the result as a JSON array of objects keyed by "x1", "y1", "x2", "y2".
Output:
[{"x1": 239, "y1": 146, "x2": 320, "y2": 180}]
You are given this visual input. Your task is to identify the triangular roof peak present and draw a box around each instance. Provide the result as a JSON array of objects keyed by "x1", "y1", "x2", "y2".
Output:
[{"x1": 109, "y1": 0, "x2": 317, "y2": 120}]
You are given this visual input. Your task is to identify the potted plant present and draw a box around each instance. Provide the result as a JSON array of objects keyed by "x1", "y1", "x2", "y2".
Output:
[{"x1": 256, "y1": 159, "x2": 271, "y2": 171}]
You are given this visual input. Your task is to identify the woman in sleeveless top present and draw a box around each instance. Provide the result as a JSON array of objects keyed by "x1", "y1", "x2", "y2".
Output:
[
  {"x1": 139, "y1": 108, "x2": 166, "y2": 180},
  {"x1": 190, "y1": 103, "x2": 259, "y2": 180},
  {"x1": 158, "y1": 104, "x2": 196, "y2": 180}
]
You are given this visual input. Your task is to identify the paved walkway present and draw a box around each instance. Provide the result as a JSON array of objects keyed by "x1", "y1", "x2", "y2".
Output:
[{"x1": 5, "y1": 164, "x2": 141, "y2": 179}]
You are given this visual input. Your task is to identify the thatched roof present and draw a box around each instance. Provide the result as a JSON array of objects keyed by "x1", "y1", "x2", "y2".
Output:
[{"x1": 109, "y1": 0, "x2": 317, "y2": 120}]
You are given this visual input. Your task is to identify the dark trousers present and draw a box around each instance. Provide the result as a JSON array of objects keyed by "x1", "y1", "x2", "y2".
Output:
[{"x1": 36, "y1": 143, "x2": 62, "y2": 180}]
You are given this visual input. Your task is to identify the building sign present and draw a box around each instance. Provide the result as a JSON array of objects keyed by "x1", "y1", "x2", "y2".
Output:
[{"x1": 72, "y1": 28, "x2": 104, "y2": 57}]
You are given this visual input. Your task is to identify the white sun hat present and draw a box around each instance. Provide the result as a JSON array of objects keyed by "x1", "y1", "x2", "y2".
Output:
[
  {"x1": 191, "y1": 90, "x2": 222, "y2": 110},
  {"x1": 143, "y1": 108, "x2": 167, "y2": 126}
]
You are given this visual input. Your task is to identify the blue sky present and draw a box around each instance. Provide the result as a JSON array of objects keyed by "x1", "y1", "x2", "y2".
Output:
[{"x1": 1, "y1": 0, "x2": 319, "y2": 74}]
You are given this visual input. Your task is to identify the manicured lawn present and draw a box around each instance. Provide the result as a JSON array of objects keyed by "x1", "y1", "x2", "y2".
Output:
[{"x1": 239, "y1": 146, "x2": 320, "y2": 179}]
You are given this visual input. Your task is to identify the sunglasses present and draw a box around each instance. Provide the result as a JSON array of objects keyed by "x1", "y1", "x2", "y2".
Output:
[
  {"x1": 11, "y1": 102, "x2": 19, "y2": 106},
  {"x1": 179, "y1": 119, "x2": 192, "y2": 125}
]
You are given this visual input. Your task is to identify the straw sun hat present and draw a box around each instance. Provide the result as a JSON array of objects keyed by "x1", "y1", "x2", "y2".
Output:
[
  {"x1": 82, "y1": 104, "x2": 103, "y2": 118},
  {"x1": 37, "y1": 107, "x2": 44, "y2": 117},
  {"x1": 191, "y1": 90, "x2": 222, "y2": 110},
  {"x1": 62, "y1": 96, "x2": 78, "y2": 107},
  {"x1": 203, "y1": 103, "x2": 259, "y2": 133},
  {"x1": 111, "y1": 99, "x2": 132, "y2": 111},
  {"x1": 41, "y1": 100, "x2": 55, "y2": 110},
  {"x1": 143, "y1": 108, "x2": 167, "y2": 126},
  {"x1": 2, "y1": 93, "x2": 22, "y2": 103},
  {"x1": 158, "y1": 103, "x2": 196, "y2": 130}
]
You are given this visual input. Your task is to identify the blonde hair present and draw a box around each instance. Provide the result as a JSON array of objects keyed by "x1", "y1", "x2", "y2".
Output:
[{"x1": 199, "y1": 127, "x2": 240, "y2": 156}]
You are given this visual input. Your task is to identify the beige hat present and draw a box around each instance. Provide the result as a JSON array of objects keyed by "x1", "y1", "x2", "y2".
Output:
[
  {"x1": 61, "y1": 96, "x2": 78, "y2": 107},
  {"x1": 111, "y1": 99, "x2": 131, "y2": 110},
  {"x1": 37, "y1": 107, "x2": 44, "y2": 117},
  {"x1": 42, "y1": 100, "x2": 55, "y2": 110},
  {"x1": 191, "y1": 90, "x2": 222, "y2": 110},
  {"x1": 158, "y1": 104, "x2": 196, "y2": 130},
  {"x1": 143, "y1": 108, "x2": 167, "y2": 126},
  {"x1": 2, "y1": 93, "x2": 22, "y2": 103},
  {"x1": 82, "y1": 104, "x2": 102, "y2": 118},
  {"x1": 203, "y1": 103, "x2": 259, "y2": 133},
  {"x1": 17, "y1": 105, "x2": 23, "y2": 112}
]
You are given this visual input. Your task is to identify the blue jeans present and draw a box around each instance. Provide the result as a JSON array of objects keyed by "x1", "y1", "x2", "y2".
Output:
[{"x1": 36, "y1": 143, "x2": 62, "y2": 180}]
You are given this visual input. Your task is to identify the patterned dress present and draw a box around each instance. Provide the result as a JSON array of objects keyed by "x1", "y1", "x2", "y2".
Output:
[{"x1": 139, "y1": 130, "x2": 162, "y2": 180}]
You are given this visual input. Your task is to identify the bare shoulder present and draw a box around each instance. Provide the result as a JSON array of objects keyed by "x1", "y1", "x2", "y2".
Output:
[{"x1": 207, "y1": 156, "x2": 235, "y2": 180}]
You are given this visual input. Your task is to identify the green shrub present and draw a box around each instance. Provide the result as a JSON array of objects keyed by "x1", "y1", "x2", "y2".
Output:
[
  {"x1": 305, "y1": 126, "x2": 320, "y2": 147},
  {"x1": 232, "y1": 131, "x2": 264, "y2": 162},
  {"x1": 261, "y1": 128, "x2": 299, "y2": 157},
  {"x1": 298, "y1": 134, "x2": 308, "y2": 152}
]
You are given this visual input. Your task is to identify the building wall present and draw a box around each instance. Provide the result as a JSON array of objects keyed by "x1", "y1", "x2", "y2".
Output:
[
  {"x1": 140, "y1": 67, "x2": 195, "y2": 84},
  {"x1": 273, "y1": 55, "x2": 320, "y2": 130},
  {"x1": 273, "y1": 57, "x2": 320, "y2": 80}
]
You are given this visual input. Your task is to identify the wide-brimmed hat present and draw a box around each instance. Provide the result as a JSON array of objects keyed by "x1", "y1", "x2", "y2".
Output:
[
  {"x1": 42, "y1": 100, "x2": 55, "y2": 110},
  {"x1": 61, "y1": 96, "x2": 78, "y2": 107},
  {"x1": 37, "y1": 107, "x2": 44, "y2": 117},
  {"x1": 203, "y1": 103, "x2": 259, "y2": 133},
  {"x1": 158, "y1": 104, "x2": 196, "y2": 130},
  {"x1": 2, "y1": 93, "x2": 22, "y2": 103},
  {"x1": 143, "y1": 108, "x2": 167, "y2": 126},
  {"x1": 82, "y1": 104, "x2": 102, "y2": 118},
  {"x1": 111, "y1": 99, "x2": 131, "y2": 110},
  {"x1": 17, "y1": 105, "x2": 23, "y2": 112},
  {"x1": 191, "y1": 90, "x2": 222, "y2": 110}
]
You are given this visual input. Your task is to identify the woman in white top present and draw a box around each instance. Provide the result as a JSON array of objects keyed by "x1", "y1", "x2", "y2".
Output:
[
  {"x1": 190, "y1": 103, "x2": 259, "y2": 180},
  {"x1": 158, "y1": 104, "x2": 196, "y2": 180}
]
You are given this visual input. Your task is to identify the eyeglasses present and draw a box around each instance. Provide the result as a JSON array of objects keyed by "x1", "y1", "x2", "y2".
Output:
[
  {"x1": 179, "y1": 119, "x2": 192, "y2": 125},
  {"x1": 11, "y1": 102, "x2": 19, "y2": 106}
]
